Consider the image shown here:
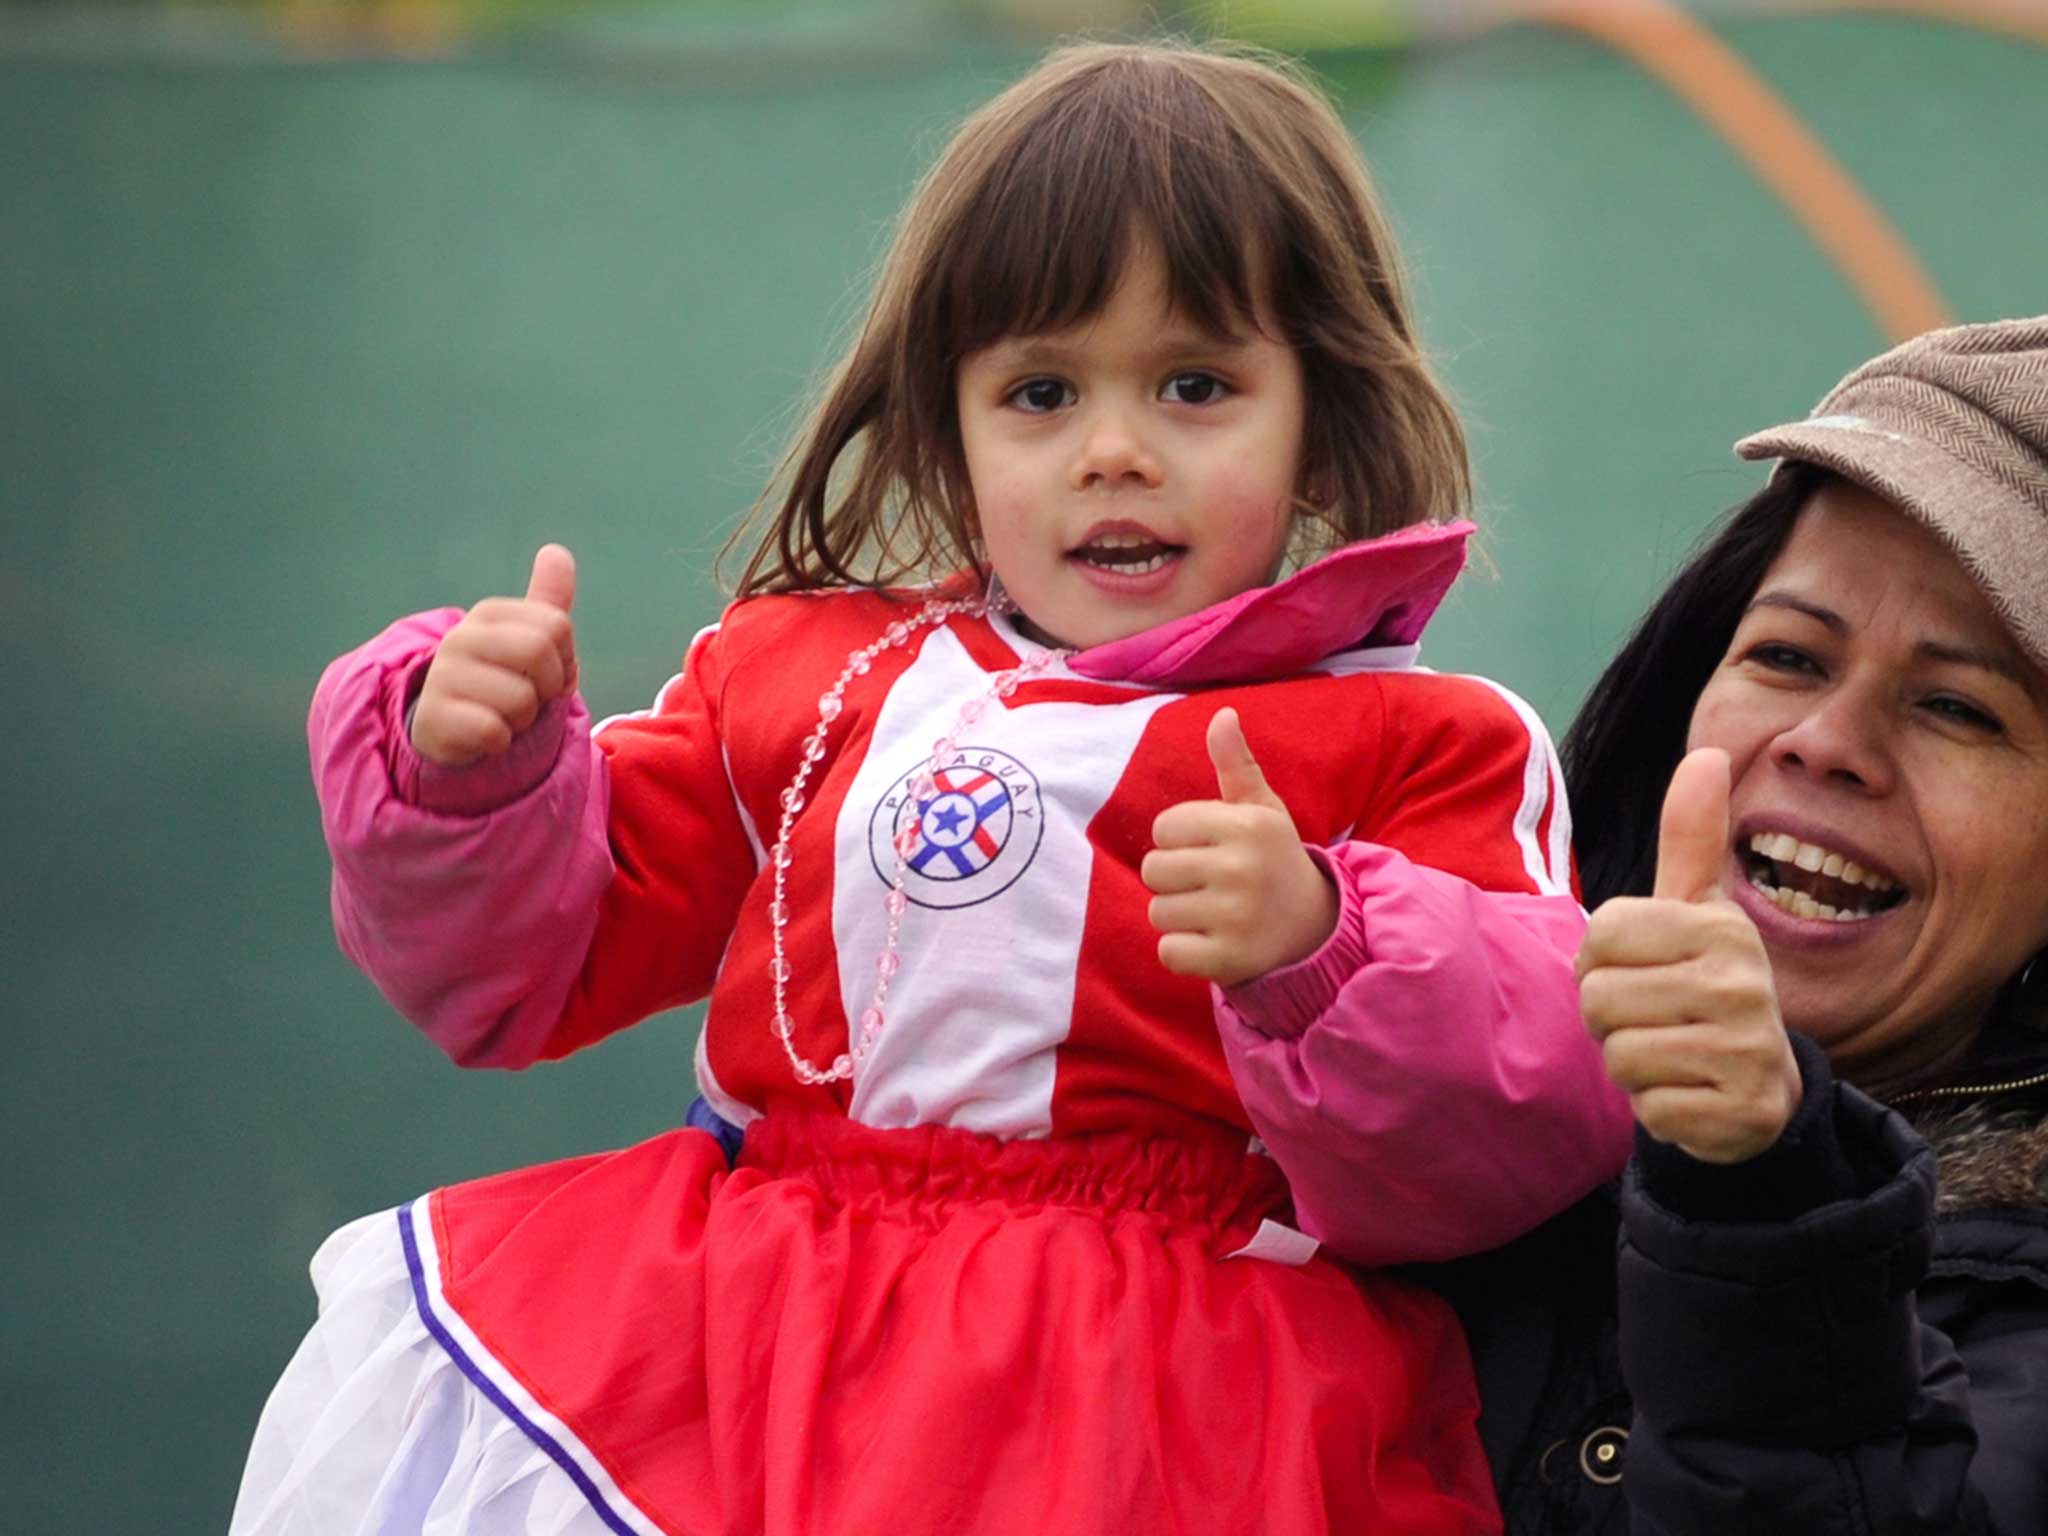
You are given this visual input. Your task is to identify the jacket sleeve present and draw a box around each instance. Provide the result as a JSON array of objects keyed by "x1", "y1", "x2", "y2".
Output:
[
  {"x1": 310, "y1": 609, "x2": 757, "y2": 1067},
  {"x1": 1616, "y1": 1037, "x2": 2046, "y2": 1535},
  {"x1": 1214, "y1": 678, "x2": 1634, "y2": 1266}
]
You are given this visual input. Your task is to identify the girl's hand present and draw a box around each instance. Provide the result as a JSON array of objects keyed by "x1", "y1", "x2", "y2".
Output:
[
  {"x1": 411, "y1": 544, "x2": 580, "y2": 768},
  {"x1": 1143, "y1": 708, "x2": 1338, "y2": 987},
  {"x1": 1575, "y1": 748, "x2": 1802, "y2": 1164}
]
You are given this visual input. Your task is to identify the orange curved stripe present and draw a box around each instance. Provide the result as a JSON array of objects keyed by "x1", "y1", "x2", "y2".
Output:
[
  {"x1": 1791, "y1": 0, "x2": 2048, "y2": 48},
  {"x1": 1486, "y1": 0, "x2": 1952, "y2": 342}
]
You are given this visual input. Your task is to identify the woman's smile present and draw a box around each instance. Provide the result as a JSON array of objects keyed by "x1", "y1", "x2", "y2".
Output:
[{"x1": 1733, "y1": 819, "x2": 1906, "y2": 924}]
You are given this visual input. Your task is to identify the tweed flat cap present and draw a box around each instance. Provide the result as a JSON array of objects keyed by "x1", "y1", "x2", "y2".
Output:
[{"x1": 1735, "y1": 315, "x2": 2048, "y2": 670}]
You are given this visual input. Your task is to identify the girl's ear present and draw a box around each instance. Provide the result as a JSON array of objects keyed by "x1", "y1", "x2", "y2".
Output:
[
  {"x1": 1295, "y1": 466, "x2": 1335, "y2": 517},
  {"x1": 1295, "y1": 446, "x2": 1331, "y2": 511}
]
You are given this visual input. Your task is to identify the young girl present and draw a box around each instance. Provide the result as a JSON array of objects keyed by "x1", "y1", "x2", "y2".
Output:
[{"x1": 233, "y1": 41, "x2": 1630, "y2": 1536}]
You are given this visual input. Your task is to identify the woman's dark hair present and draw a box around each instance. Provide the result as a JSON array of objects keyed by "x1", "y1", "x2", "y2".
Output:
[{"x1": 1562, "y1": 464, "x2": 1824, "y2": 907}]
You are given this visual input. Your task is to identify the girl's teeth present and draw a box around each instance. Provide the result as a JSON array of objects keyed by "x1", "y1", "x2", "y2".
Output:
[{"x1": 1081, "y1": 548, "x2": 1173, "y2": 575}]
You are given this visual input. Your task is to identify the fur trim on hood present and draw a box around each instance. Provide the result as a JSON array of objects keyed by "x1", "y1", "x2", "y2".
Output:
[{"x1": 1913, "y1": 1098, "x2": 2048, "y2": 1215}]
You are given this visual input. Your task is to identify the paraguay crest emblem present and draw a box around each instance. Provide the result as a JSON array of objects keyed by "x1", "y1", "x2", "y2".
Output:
[{"x1": 868, "y1": 747, "x2": 1044, "y2": 909}]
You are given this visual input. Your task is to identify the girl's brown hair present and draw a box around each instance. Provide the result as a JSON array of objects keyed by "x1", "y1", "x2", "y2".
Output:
[{"x1": 728, "y1": 38, "x2": 1469, "y2": 597}]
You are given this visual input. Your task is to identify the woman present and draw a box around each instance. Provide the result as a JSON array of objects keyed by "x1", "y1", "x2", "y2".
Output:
[{"x1": 1421, "y1": 316, "x2": 2048, "y2": 1533}]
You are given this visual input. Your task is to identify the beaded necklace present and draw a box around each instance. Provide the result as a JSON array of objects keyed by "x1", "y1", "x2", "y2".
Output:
[{"x1": 768, "y1": 596, "x2": 1067, "y2": 1086}]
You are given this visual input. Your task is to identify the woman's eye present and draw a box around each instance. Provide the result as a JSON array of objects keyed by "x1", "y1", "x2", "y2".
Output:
[
  {"x1": 1925, "y1": 695, "x2": 2003, "y2": 733},
  {"x1": 1745, "y1": 643, "x2": 1819, "y2": 675},
  {"x1": 1161, "y1": 371, "x2": 1229, "y2": 405},
  {"x1": 1007, "y1": 379, "x2": 1074, "y2": 413}
]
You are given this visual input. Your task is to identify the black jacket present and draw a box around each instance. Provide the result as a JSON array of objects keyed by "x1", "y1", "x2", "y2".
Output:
[{"x1": 1428, "y1": 1023, "x2": 2048, "y2": 1534}]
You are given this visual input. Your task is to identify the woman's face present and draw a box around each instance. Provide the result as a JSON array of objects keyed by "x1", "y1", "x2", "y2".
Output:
[{"x1": 1688, "y1": 480, "x2": 2048, "y2": 1088}]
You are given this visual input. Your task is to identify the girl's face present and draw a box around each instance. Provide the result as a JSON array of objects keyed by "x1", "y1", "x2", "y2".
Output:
[
  {"x1": 955, "y1": 240, "x2": 1307, "y2": 650},
  {"x1": 1686, "y1": 481, "x2": 2048, "y2": 1088}
]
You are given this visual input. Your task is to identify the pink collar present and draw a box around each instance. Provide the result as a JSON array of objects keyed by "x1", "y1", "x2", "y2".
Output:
[{"x1": 1063, "y1": 519, "x2": 1471, "y2": 687}]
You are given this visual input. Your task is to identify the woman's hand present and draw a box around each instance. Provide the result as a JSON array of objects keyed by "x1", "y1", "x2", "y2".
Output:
[
  {"x1": 411, "y1": 544, "x2": 580, "y2": 768},
  {"x1": 1576, "y1": 748, "x2": 1803, "y2": 1164},
  {"x1": 1143, "y1": 708, "x2": 1338, "y2": 988}
]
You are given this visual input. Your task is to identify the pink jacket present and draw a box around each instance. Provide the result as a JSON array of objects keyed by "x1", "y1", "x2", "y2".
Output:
[{"x1": 311, "y1": 523, "x2": 1631, "y2": 1265}]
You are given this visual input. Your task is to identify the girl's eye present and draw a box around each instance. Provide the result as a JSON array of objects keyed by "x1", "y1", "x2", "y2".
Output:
[
  {"x1": 1924, "y1": 695, "x2": 2004, "y2": 733},
  {"x1": 1161, "y1": 371, "x2": 1229, "y2": 405},
  {"x1": 1007, "y1": 379, "x2": 1074, "y2": 413}
]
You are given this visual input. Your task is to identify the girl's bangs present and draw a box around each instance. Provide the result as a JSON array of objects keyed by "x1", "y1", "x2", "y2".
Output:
[{"x1": 933, "y1": 79, "x2": 1287, "y2": 355}]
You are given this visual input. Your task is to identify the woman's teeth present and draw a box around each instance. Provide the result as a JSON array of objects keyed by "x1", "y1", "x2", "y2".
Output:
[{"x1": 1742, "y1": 831, "x2": 1904, "y2": 922}]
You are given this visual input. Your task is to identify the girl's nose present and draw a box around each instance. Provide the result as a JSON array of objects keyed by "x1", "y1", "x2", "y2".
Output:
[
  {"x1": 1768, "y1": 684, "x2": 1897, "y2": 796},
  {"x1": 1070, "y1": 407, "x2": 1163, "y2": 491}
]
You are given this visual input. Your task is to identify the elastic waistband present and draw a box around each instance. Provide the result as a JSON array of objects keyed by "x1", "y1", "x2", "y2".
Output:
[{"x1": 738, "y1": 1113, "x2": 1289, "y2": 1234}]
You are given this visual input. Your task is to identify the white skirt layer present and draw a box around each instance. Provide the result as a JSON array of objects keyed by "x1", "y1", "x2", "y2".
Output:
[{"x1": 229, "y1": 1210, "x2": 615, "y2": 1536}]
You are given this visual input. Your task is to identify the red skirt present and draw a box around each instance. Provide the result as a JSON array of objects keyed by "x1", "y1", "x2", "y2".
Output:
[{"x1": 413, "y1": 1115, "x2": 1500, "y2": 1535}]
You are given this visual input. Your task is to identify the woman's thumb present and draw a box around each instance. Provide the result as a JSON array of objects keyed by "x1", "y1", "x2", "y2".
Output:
[{"x1": 1653, "y1": 747, "x2": 1733, "y2": 903}]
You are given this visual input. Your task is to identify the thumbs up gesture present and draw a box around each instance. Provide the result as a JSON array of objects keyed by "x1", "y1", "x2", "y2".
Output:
[
  {"x1": 1576, "y1": 748, "x2": 1802, "y2": 1163},
  {"x1": 1142, "y1": 707, "x2": 1338, "y2": 987},
  {"x1": 411, "y1": 544, "x2": 581, "y2": 768}
]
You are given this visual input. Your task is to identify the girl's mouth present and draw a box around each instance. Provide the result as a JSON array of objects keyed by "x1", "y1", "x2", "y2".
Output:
[{"x1": 1067, "y1": 529, "x2": 1186, "y2": 577}]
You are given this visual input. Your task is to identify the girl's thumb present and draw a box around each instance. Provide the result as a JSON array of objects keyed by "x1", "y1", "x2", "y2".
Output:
[
  {"x1": 525, "y1": 544, "x2": 577, "y2": 613},
  {"x1": 1207, "y1": 708, "x2": 1283, "y2": 811}
]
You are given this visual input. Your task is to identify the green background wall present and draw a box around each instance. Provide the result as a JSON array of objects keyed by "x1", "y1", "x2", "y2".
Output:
[{"x1": 4, "y1": 10, "x2": 2044, "y2": 1527}]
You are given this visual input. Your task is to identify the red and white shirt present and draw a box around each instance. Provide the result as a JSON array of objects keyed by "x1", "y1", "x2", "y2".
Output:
[{"x1": 309, "y1": 524, "x2": 1629, "y2": 1261}]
